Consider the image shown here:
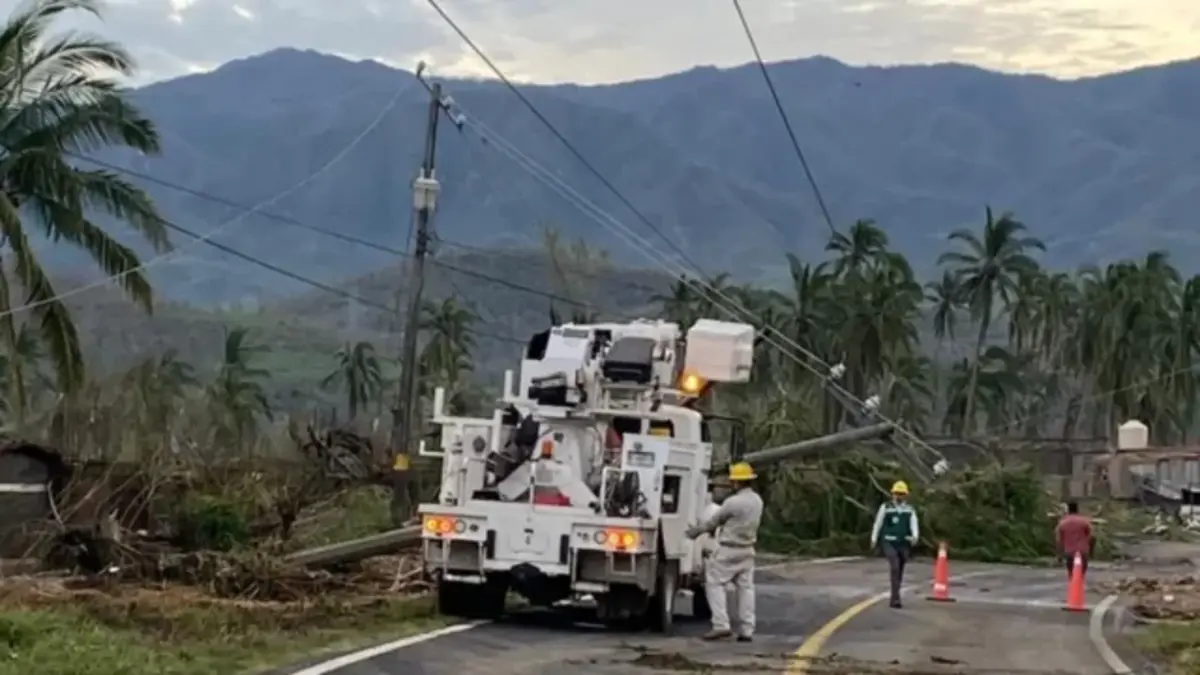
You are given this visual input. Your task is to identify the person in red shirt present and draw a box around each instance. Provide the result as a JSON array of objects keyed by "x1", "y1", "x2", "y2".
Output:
[{"x1": 1055, "y1": 501, "x2": 1093, "y2": 578}]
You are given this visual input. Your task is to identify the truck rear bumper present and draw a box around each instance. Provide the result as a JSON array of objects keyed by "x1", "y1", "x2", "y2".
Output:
[{"x1": 423, "y1": 537, "x2": 569, "y2": 576}]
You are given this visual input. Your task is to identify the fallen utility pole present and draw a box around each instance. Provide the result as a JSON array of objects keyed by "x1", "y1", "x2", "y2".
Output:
[
  {"x1": 283, "y1": 525, "x2": 421, "y2": 568},
  {"x1": 737, "y1": 422, "x2": 896, "y2": 467},
  {"x1": 391, "y1": 74, "x2": 444, "y2": 524}
]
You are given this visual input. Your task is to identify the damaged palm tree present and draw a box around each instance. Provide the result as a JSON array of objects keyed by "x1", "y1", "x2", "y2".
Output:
[{"x1": 0, "y1": 0, "x2": 172, "y2": 413}]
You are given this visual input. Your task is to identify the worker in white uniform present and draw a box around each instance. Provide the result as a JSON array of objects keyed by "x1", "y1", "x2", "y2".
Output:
[
  {"x1": 686, "y1": 461, "x2": 763, "y2": 641},
  {"x1": 700, "y1": 479, "x2": 729, "y2": 558}
]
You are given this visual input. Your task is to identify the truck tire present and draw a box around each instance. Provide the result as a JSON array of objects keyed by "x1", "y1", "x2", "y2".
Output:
[
  {"x1": 437, "y1": 576, "x2": 507, "y2": 619},
  {"x1": 647, "y1": 562, "x2": 678, "y2": 633}
]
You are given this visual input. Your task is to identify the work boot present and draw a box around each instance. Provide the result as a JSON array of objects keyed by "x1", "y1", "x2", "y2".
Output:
[
  {"x1": 702, "y1": 629, "x2": 733, "y2": 641},
  {"x1": 736, "y1": 635, "x2": 752, "y2": 643},
  {"x1": 889, "y1": 599, "x2": 902, "y2": 609}
]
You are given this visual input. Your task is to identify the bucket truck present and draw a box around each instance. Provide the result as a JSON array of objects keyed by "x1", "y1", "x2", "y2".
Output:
[
  {"x1": 416, "y1": 317, "x2": 755, "y2": 630},
  {"x1": 416, "y1": 317, "x2": 898, "y2": 631}
]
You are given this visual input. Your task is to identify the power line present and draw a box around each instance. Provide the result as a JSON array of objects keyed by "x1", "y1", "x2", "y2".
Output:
[
  {"x1": 423, "y1": 0, "x2": 710, "y2": 275},
  {"x1": 156, "y1": 218, "x2": 525, "y2": 345},
  {"x1": 436, "y1": 88, "x2": 948, "y2": 474},
  {"x1": 68, "y1": 154, "x2": 618, "y2": 311},
  {"x1": 730, "y1": 0, "x2": 837, "y2": 234},
  {"x1": 399, "y1": 17, "x2": 925, "y2": 471}
]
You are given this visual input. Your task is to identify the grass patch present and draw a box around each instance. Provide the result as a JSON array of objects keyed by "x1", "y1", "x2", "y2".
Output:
[
  {"x1": 1134, "y1": 621, "x2": 1200, "y2": 674},
  {"x1": 0, "y1": 582, "x2": 445, "y2": 675}
]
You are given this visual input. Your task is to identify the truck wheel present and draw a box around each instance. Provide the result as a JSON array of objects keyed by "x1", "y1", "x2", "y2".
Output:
[{"x1": 648, "y1": 564, "x2": 677, "y2": 633}]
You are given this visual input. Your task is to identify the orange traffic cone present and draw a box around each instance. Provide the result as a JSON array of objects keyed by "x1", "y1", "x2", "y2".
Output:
[
  {"x1": 927, "y1": 542, "x2": 956, "y2": 602},
  {"x1": 1063, "y1": 553, "x2": 1086, "y2": 612}
]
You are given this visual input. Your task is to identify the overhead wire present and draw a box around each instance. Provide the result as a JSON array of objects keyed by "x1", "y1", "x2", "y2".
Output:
[
  {"x1": 157, "y1": 218, "x2": 525, "y2": 345},
  {"x1": 4, "y1": 78, "x2": 412, "y2": 321},
  {"x1": 421, "y1": 1, "x2": 863, "y2": 394},
  {"x1": 429, "y1": 73, "x2": 944, "y2": 469},
  {"x1": 727, "y1": 2, "x2": 1115, "y2": 449},
  {"x1": 65, "y1": 155, "x2": 605, "y2": 312},
  {"x1": 422, "y1": 0, "x2": 707, "y2": 270},
  {"x1": 730, "y1": 0, "x2": 837, "y2": 234},
  {"x1": 728, "y1": 3, "x2": 1144, "y2": 445},
  {"x1": 423, "y1": 5, "x2": 1179, "y2": 459}
]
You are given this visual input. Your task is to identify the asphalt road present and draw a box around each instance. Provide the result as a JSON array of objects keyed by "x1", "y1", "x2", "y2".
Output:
[
  {"x1": 820, "y1": 562, "x2": 1120, "y2": 674},
  {"x1": 284, "y1": 557, "x2": 1126, "y2": 675}
]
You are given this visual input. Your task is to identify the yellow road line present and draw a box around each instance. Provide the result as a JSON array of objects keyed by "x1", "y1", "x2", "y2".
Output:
[
  {"x1": 785, "y1": 592, "x2": 888, "y2": 675},
  {"x1": 784, "y1": 568, "x2": 1001, "y2": 674}
]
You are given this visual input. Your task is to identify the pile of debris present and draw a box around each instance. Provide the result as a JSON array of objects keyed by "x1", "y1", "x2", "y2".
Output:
[
  {"x1": 0, "y1": 426, "x2": 434, "y2": 610},
  {"x1": 0, "y1": 550, "x2": 427, "y2": 608},
  {"x1": 1107, "y1": 575, "x2": 1200, "y2": 621}
]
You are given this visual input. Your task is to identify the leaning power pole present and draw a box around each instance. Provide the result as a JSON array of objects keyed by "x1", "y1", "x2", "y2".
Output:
[{"x1": 391, "y1": 76, "x2": 443, "y2": 524}]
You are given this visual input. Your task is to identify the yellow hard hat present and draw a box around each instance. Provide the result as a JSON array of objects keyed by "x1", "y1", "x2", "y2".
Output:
[
  {"x1": 891, "y1": 480, "x2": 909, "y2": 495},
  {"x1": 729, "y1": 462, "x2": 756, "y2": 482}
]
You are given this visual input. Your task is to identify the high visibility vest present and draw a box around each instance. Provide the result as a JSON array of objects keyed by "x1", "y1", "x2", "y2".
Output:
[{"x1": 880, "y1": 504, "x2": 914, "y2": 542}]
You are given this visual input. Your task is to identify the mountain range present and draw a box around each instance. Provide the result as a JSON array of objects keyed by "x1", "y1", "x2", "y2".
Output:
[{"x1": 58, "y1": 48, "x2": 1200, "y2": 306}]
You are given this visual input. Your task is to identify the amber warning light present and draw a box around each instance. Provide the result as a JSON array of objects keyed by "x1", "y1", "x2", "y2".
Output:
[
  {"x1": 592, "y1": 529, "x2": 639, "y2": 549},
  {"x1": 679, "y1": 371, "x2": 705, "y2": 395},
  {"x1": 423, "y1": 515, "x2": 465, "y2": 535}
]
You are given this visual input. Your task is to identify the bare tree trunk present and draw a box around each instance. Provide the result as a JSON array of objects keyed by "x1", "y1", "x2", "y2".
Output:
[{"x1": 960, "y1": 321, "x2": 987, "y2": 438}]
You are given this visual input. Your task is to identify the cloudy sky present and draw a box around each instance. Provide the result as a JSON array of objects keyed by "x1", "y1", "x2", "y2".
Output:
[{"x1": 62, "y1": 0, "x2": 1200, "y2": 85}]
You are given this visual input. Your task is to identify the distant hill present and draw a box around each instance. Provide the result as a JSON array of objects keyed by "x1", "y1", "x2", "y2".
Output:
[
  {"x1": 68, "y1": 247, "x2": 671, "y2": 402},
  {"x1": 55, "y1": 48, "x2": 1200, "y2": 307}
]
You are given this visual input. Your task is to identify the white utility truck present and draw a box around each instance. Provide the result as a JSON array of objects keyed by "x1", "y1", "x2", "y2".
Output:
[{"x1": 417, "y1": 318, "x2": 754, "y2": 631}]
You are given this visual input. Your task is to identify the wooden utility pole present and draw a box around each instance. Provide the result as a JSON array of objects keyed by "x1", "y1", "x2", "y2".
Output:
[{"x1": 391, "y1": 80, "x2": 443, "y2": 524}]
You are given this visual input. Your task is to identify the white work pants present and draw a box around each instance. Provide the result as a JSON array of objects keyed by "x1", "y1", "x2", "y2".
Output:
[{"x1": 705, "y1": 545, "x2": 756, "y2": 635}]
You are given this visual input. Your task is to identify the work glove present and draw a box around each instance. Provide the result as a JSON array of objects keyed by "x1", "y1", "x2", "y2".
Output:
[{"x1": 684, "y1": 526, "x2": 703, "y2": 539}]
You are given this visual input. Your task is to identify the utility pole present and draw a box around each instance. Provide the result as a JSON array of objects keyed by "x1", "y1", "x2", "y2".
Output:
[{"x1": 391, "y1": 78, "x2": 443, "y2": 524}]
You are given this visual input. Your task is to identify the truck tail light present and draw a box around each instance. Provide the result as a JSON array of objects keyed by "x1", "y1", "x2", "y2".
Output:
[
  {"x1": 540, "y1": 439, "x2": 554, "y2": 458},
  {"x1": 424, "y1": 515, "x2": 460, "y2": 534},
  {"x1": 594, "y1": 529, "x2": 638, "y2": 550}
]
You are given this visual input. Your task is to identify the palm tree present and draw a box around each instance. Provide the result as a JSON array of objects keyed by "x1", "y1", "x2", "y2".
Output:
[
  {"x1": 925, "y1": 271, "x2": 961, "y2": 350},
  {"x1": 0, "y1": 0, "x2": 170, "y2": 393},
  {"x1": 207, "y1": 328, "x2": 271, "y2": 449},
  {"x1": 826, "y1": 219, "x2": 889, "y2": 278},
  {"x1": 419, "y1": 298, "x2": 477, "y2": 413},
  {"x1": 322, "y1": 340, "x2": 385, "y2": 420},
  {"x1": 121, "y1": 349, "x2": 197, "y2": 450},
  {"x1": 0, "y1": 322, "x2": 49, "y2": 421},
  {"x1": 937, "y1": 207, "x2": 1044, "y2": 436},
  {"x1": 653, "y1": 276, "x2": 700, "y2": 327}
]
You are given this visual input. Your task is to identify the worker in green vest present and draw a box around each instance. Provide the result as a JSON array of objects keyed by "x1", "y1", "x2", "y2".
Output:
[{"x1": 870, "y1": 480, "x2": 919, "y2": 608}]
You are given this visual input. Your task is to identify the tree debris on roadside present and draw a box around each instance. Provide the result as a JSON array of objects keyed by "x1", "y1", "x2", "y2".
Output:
[{"x1": 1108, "y1": 575, "x2": 1200, "y2": 621}]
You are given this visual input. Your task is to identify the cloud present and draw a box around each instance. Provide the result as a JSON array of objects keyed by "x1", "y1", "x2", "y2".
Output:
[{"x1": 58, "y1": 0, "x2": 1200, "y2": 85}]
